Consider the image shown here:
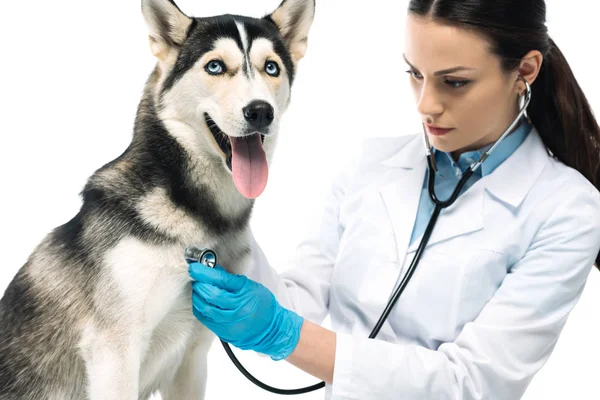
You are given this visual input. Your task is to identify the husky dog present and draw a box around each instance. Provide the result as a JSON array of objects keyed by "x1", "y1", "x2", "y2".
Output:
[{"x1": 0, "y1": 0, "x2": 315, "y2": 398}]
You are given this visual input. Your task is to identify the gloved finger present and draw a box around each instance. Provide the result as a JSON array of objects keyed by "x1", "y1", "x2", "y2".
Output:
[
  {"x1": 192, "y1": 306, "x2": 222, "y2": 335},
  {"x1": 192, "y1": 282, "x2": 240, "y2": 310},
  {"x1": 188, "y1": 262, "x2": 246, "y2": 292},
  {"x1": 192, "y1": 292, "x2": 222, "y2": 321},
  {"x1": 193, "y1": 291, "x2": 248, "y2": 326},
  {"x1": 192, "y1": 304, "x2": 209, "y2": 323},
  {"x1": 192, "y1": 291, "x2": 245, "y2": 323}
]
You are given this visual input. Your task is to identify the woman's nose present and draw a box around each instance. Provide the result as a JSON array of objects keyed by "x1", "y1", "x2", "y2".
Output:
[{"x1": 417, "y1": 82, "x2": 444, "y2": 117}]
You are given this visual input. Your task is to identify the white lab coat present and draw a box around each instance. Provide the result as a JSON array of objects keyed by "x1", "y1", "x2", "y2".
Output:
[{"x1": 245, "y1": 127, "x2": 600, "y2": 400}]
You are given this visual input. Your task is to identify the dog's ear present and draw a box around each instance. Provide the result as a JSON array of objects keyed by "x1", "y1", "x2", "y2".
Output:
[
  {"x1": 142, "y1": 0, "x2": 192, "y2": 60},
  {"x1": 266, "y1": 0, "x2": 315, "y2": 64}
]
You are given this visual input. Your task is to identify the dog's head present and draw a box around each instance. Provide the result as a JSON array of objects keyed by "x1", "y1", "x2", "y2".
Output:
[{"x1": 141, "y1": 0, "x2": 315, "y2": 199}]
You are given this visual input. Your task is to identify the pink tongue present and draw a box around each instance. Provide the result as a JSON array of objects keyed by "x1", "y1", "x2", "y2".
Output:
[{"x1": 230, "y1": 135, "x2": 268, "y2": 199}]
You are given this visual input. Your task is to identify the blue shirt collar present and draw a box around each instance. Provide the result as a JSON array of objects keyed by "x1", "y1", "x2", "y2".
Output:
[{"x1": 433, "y1": 117, "x2": 532, "y2": 177}]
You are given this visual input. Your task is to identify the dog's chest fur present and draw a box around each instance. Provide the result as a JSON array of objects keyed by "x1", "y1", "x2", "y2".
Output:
[{"x1": 77, "y1": 218, "x2": 251, "y2": 396}]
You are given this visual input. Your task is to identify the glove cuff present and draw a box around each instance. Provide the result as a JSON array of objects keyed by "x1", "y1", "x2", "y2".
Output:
[
  {"x1": 253, "y1": 307, "x2": 304, "y2": 361},
  {"x1": 270, "y1": 310, "x2": 304, "y2": 361}
]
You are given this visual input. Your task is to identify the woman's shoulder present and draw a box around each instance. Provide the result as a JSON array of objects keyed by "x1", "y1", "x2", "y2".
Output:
[
  {"x1": 328, "y1": 133, "x2": 422, "y2": 195},
  {"x1": 520, "y1": 134, "x2": 600, "y2": 234},
  {"x1": 540, "y1": 148, "x2": 599, "y2": 204},
  {"x1": 491, "y1": 126, "x2": 599, "y2": 212},
  {"x1": 349, "y1": 133, "x2": 422, "y2": 171},
  {"x1": 361, "y1": 133, "x2": 420, "y2": 158}
]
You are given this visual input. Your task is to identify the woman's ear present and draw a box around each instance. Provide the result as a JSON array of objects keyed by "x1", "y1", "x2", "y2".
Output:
[{"x1": 516, "y1": 50, "x2": 543, "y2": 94}]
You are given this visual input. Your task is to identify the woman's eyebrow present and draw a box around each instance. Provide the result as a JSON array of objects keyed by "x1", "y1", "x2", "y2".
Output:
[{"x1": 403, "y1": 54, "x2": 475, "y2": 75}]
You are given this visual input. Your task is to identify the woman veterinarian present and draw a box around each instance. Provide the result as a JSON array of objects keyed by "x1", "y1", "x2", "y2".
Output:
[{"x1": 188, "y1": 0, "x2": 600, "y2": 398}]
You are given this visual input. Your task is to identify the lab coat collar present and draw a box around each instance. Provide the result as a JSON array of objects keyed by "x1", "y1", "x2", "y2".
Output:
[
  {"x1": 482, "y1": 126, "x2": 549, "y2": 208},
  {"x1": 377, "y1": 126, "x2": 549, "y2": 256},
  {"x1": 378, "y1": 135, "x2": 428, "y2": 258},
  {"x1": 380, "y1": 126, "x2": 548, "y2": 207},
  {"x1": 380, "y1": 132, "x2": 426, "y2": 169}
]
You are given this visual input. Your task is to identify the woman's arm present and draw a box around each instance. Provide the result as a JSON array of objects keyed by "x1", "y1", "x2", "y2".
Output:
[
  {"x1": 286, "y1": 320, "x2": 337, "y2": 384},
  {"x1": 323, "y1": 185, "x2": 600, "y2": 399},
  {"x1": 190, "y1": 183, "x2": 600, "y2": 399}
]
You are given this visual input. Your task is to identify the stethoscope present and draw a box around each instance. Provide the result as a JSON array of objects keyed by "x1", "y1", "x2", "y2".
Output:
[{"x1": 185, "y1": 77, "x2": 533, "y2": 395}]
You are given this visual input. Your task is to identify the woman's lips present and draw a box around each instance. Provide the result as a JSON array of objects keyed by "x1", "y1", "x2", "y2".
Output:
[{"x1": 426, "y1": 125, "x2": 454, "y2": 136}]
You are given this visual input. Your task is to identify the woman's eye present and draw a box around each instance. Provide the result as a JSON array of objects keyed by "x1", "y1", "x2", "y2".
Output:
[
  {"x1": 445, "y1": 79, "x2": 471, "y2": 88},
  {"x1": 205, "y1": 60, "x2": 226, "y2": 75},
  {"x1": 265, "y1": 61, "x2": 280, "y2": 77},
  {"x1": 405, "y1": 68, "x2": 470, "y2": 89},
  {"x1": 405, "y1": 69, "x2": 423, "y2": 80}
]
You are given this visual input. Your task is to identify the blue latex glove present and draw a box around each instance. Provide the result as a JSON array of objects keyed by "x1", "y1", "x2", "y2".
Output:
[{"x1": 188, "y1": 262, "x2": 304, "y2": 361}]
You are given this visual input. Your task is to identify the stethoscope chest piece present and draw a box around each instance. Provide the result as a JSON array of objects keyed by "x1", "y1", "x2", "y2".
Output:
[{"x1": 185, "y1": 246, "x2": 218, "y2": 268}]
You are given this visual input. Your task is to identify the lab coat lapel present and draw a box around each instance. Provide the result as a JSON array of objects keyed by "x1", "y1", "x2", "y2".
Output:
[
  {"x1": 377, "y1": 133, "x2": 486, "y2": 257},
  {"x1": 408, "y1": 183, "x2": 485, "y2": 252},
  {"x1": 482, "y1": 127, "x2": 549, "y2": 208},
  {"x1": 365, "y1": 135, "x2": 426, "y2": 340},
  {"x1": 405, "y1": 126, "x2": 548, "y2": 253},
  {"x1": 378, "y1": 135, "x2": 427, "y2": 263}
]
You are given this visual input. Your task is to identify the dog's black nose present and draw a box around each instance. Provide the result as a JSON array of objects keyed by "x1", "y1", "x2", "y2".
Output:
[{"x1": 243, "y1": 100, "x2": 274, "y2": 130}]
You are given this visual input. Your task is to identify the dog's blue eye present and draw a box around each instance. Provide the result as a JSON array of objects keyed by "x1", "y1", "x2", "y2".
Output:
[
  {"x1": 205, "y1": 60, "x2": 226, "y2": 75},
  {"x1": 265, "y1": 61, "x2": 280, "y2": 77}
]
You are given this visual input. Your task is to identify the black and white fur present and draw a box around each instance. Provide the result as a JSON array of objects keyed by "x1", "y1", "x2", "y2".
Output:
[{"x1": 0, "y1": 0, "x2": 315, "y2": 398}]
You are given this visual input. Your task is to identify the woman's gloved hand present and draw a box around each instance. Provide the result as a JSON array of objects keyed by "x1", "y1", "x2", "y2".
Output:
[{"x1": 188, "y1": 262, "x2": 304, "y2": 361}]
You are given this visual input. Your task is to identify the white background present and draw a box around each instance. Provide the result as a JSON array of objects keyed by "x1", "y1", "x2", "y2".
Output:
[{"x1": 0, "y1": 0, "x2": 598, "y2": 399}]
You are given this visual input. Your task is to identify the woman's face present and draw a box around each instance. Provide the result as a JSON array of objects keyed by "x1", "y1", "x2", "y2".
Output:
[{"x1": 404, "y1": 15, "x2": 522, "y2": 157}]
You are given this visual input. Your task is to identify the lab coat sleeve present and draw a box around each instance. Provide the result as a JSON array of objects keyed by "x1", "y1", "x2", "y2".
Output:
[
  {"x1": 331, "y1": 185, "x2": 600, "y2": 400},
  {"x1": 245, "y1": 153, "x2": 358, "y2": 325}
]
